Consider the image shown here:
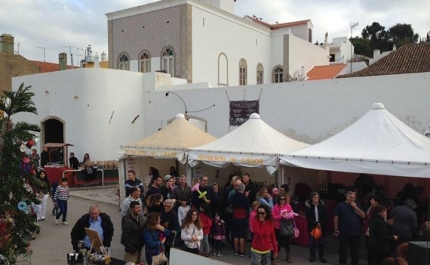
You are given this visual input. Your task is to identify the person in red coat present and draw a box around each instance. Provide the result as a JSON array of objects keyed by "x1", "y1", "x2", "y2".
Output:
[
  {"x1": 251, "y1": 204, "x2": 278, "y2": 265},
  {"x1": 199, "y1": 203, "x2": 213, "y2": 257}
]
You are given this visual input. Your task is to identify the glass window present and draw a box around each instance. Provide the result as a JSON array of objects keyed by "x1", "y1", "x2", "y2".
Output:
[
  {"x1": 118, "y1": 54, "x2": 129, "y2": 70},
  {"x1": 256, "y1": 63, "x2": 264, "y2": 84},
  {"x1": 162, "y1": 48, "x2": 174, "y2": 75},
  {"x1": 273, "y1": 66, "x2": 283, "y2": 83},
  {"x1": 239, "y1": 58, "x2": 247, "y2": 86},
  {"x1": 139, "y1": 52, "x2": 151, "y2": 73}
]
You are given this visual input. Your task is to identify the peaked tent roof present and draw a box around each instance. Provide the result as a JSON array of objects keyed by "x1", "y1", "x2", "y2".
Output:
[
  {"x1": 188, "y1": 113, "x2": 309, "y2": 173},
  {"x1": 280, "y1": 103, "x2": 430, "y2": 178},
  {"x1": 337, "y1": 43, "x2": 430, "y2": 78},
  {"x1": 121, "y1": 114, "x2": 217, "y2": 163}
]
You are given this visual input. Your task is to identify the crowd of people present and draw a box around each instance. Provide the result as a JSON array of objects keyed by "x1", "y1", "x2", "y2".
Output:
[{"x1": 24, "y1": 154, "x2": 427, "y2": 265}]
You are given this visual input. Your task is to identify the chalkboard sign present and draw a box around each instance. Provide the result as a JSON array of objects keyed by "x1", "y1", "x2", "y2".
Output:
[{"x1": 229, "y1": 100, "x2": 259, "y2": 125}]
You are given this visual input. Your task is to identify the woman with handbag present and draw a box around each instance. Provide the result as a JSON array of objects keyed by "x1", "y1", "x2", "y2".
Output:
[
  {"x1": 251, "y1": 204, "x2": 278, "y2": 265},
  {"x1": 272, "y1": 193, "x2": 296, "y2": 263},
  {"x1": 142, "y1": 212, "x2": 170, "y2": 265},
  {"x1": 181, "y1": 208, "x2": 203, "y2": 254},
  {"x1": 305, "y1": 192, "x2": 328, "y2": 263}
]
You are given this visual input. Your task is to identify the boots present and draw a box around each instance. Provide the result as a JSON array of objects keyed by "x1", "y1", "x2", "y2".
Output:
[{"x1": 286, "y1": 251, "x2": 292, "y2": 263}]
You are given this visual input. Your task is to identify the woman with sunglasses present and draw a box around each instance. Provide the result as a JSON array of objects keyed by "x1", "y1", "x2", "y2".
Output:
[
  {"x1": 181, "y1": 209, "x2": 203, "y2": 254},
  {"x1": 251, "y1": 204, "x2": 278, "y2": 265},
  {"x1": 272, "y1": 193, "x2": 295, "y2": 263}
]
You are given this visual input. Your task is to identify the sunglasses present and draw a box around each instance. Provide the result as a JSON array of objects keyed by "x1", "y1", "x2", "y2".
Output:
[{"x1": 257, "y1": 212, "x2": 266, "y2": 215}]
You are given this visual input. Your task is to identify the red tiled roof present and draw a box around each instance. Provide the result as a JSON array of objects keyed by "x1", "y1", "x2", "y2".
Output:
[
  {"x1": 246, "y1": 16, "x2": 310, "y2": 30},
  {"x1": 307, "y1": 64, "x2": 347, "y2": 80},
  {"x1": 337, "y1": 43, "x2": 430, "y2": 78},
  {"x1": 30, "y1": 60, "x2": 75, "y2": 73}
]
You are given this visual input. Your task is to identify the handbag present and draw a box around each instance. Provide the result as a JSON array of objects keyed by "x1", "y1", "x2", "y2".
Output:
[
  {"x1": 310, "y1": 227, "x2": 321, "y2": 239},
  {"x1": 152, "y1": 252, "x2": 168, "y2": 265},
  {"x1": 280, "y1": 219, "x2": 295, "y2": 237}
]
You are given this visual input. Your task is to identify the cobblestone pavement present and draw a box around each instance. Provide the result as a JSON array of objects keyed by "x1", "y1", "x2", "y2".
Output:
[{"x1": 29, "y1": 186, "x2": 365, "y2": 265}]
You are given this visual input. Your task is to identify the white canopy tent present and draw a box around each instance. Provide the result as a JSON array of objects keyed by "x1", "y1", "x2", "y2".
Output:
[
  {"x1": 121, "y1": 113, "x2": 217, "y2": 164},
  {"x1": 118, "y1": 113, "x2": 217, "y2": 200},
  {"x1": 280, "y1": 103, "x2": 430, "y2": 178},
  {"x1": 188, "y1": 113, "x2": 309, "y2": 174}
]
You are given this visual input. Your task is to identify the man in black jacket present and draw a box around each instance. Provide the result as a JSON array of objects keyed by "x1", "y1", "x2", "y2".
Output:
[
  {"x1": 70, "y1": 205, "x2": 114, "y2": 252},
  {"x1": 121, "y1": 201, "x2": 145, "y2": 263}
]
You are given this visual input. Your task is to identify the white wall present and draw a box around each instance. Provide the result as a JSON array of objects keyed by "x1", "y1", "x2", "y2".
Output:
[
  {"x1": 191, "y1": 5, "x2": 272, "y2": 86},
  {"x1": 289, "y1": 24, "x2": 310, "y2": 42},
  {"x1": 12, "y1": 68, "x2": 150, "y2": 161},
  {"x1": 288, "y1": 34, "x2": 329, "y2": 76},
  {"x1": 12, "y1": 70, "x2": 430, "y2": 166}
]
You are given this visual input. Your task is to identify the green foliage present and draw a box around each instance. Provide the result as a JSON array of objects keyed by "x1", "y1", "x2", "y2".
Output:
[
  {"x1": 352, "y1": 22, "x2": 419, "y2": 57},
  {"x1": 0, "y1": 83, "x2": 40, "y2": 264}
]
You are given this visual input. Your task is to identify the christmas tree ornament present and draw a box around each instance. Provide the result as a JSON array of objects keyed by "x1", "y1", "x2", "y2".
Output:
[
  {"x1": 26, "y1": 138, "x2": 35, "y2": 148},
  {"x1": 17, "y1": 201, "x2": 27, "y2": 211}
]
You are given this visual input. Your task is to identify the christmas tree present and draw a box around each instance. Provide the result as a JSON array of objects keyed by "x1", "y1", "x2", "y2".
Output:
[{"x1": 0, "y1": 83, "x2": 40, "y2": 264}]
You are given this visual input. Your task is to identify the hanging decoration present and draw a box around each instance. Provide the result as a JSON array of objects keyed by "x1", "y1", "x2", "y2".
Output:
[
  {"x1": 17, "y1": 201, "x2": 27, "y2": 211},
  {"x1": 25, "y1": 139, "x2": 35, "y2": 148},
  {"x1": 20, "y1": 144, "x2": 26, "y2": 152}
]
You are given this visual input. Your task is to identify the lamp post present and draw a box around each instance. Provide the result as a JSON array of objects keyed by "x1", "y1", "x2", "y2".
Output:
[
  {"x1": 165, "y1": 91, "x2": 188, "y2": 119},
  {"x1": 350, "y1": 22, "x2": 358, "y2": 73}
]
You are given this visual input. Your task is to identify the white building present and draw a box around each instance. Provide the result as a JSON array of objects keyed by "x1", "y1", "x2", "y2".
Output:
[{"x1": 106, "y1": 0, "x2": 329, "y2": 86}]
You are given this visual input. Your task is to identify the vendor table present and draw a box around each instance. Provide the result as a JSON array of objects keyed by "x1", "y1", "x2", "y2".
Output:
[{"x1": 44, "y1": 166, "x2": 74, "y2": 186}]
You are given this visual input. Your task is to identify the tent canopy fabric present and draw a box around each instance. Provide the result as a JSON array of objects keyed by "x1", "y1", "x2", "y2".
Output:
[
  {"x1": 280, "y1": 103, "x2": 430, "y2": 178},
  {"x1": 121, "y1": 113, "x2": 217, "y2": 163},
  {"x1": 188, "y1": 113, "x2": 309, "y2": 173}
]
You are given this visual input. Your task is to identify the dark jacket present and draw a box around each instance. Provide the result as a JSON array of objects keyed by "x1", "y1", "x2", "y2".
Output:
[
  {"x1": 390, "y1": 205, "x2": 417, "y2": 240},
  {"x1": 69, "y1": 157, "x2": 80, "y2": 170},
  {"x1": 160, "y1": 209, "x2": 179, "y2": 233},
  {"x1": 369, "y1": 214, "x2": 394, "y2": 251},
  {"x1": 244, "y1": 181, "x2": 257, "y2": 204},
  {"x1": 121, "y1": 213, "x2": 144, "y2": 254},
  {"x1": 71, "y1": 213, "x2": 114, "y2": 251},
  {"x1": 231, "y1": 192, "x2": 250, "y2": 219},
  {"x1": 159, "y1": 185, "x2": 174, "y2": 201},
  {"x1": 191, "y1": 185, "x2": 214, "y2": 210},
  {"x1": 172, "y1": 184, "x2": 192, "y2": 202},
  {"x1": 305, "y1": 200, "x2": 328, "y2": 234}
]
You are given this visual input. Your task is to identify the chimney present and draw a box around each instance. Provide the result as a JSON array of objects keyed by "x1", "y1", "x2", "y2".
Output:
[
  {"x1": 373, "y1": 49, "x2": 380, "y2": 58},
  {"x1": 101, "y1": 51, "x2": 107, "y2": 61},
  {"x1": 0, "y1": 34, "x2": 14, "y2": 54},
  {"x1": 59, "y1": 52, "x2": 67, "y2": 70},
  {"x1": 94, "y1": 55, "x2": 100, "y2": 68}
]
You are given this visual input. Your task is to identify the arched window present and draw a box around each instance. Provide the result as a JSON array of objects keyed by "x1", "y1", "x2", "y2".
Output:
[
  {"x1": 139, "y1": 52, "x2": 151, "y2": 73},
  {"x1": 239, "y1": 58, "x2": 247, "y2": 86},
  {"x1": 218, "y1": 53, "x2": 228, "y2": 86},
  {"x1": 118, "y1": 53, "x2": 129, "y2": 70},
  {"x1": 161, "y1": 48, "x2": 174, "y2": 75},
  {"x1": 256, "y1": 63, "x2": 264, "y2": 84},
  {"x1": 273, "y1": 66, "x2": 284, "y2": 83}
]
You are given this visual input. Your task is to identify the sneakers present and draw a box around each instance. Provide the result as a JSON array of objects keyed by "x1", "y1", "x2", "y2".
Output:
[
  {"x1": 55, "y1": 219, "x2": 59, "y2": 224},
  {"x1": 235, "y1": 251, "x2": 239, "y2": 256},
  {"x1": 63, "y1": 221, "x2": 69, "y2": 225},
  {"x1": 217, "y1": 252, "x2": 222, "y2": 257},
  {"x1": 320, "y1": 257, "x2": 327, "y2": 263},
  {"x1": 240, "y1": 252, "x2": 245, "y2": 257},
  {"x1": 309, "y1": 257, "x2": 315, "y2": 262}
]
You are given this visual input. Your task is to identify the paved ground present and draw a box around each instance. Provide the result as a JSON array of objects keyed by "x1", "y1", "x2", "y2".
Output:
[{"x1": 28, "y1": 186, "x2": 366, "y2": 265}]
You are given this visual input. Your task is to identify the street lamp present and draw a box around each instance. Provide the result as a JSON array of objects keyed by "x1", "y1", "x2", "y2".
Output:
[
  {"x1": 350, "y1": 22, "x2": 358, "y2": 73},
  {"x1": 165, "y1": 91, "x2": 188, "y2": 119}
]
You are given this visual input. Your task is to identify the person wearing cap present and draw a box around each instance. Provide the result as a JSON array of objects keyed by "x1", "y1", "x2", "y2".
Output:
[{"x1": 159, "y1": 175, "x2": 176, "y2": 203}]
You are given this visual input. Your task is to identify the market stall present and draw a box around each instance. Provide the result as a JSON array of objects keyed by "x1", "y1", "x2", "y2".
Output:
[
  {"x1": 118, "y1": 113, "x2": 217, "y2": 199},
  {"x1": 280, "y1": 103, "x2": 430, "y2": 244},
  {"x1": 188, "y1": 113, "x2": 309, "y2": 183}
]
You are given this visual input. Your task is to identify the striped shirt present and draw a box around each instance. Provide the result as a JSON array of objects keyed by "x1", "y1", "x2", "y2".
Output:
[{"x1": 54, "y1": 185, "x2": 69, "y2": 201}]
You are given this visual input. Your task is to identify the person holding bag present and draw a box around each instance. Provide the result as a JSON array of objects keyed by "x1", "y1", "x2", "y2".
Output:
[
  {"x1": 272, "y1": 193, "x2": 297, "y2": 263},
  {"x1": 181, "y1": 209, "x2": 203, "y2": 254},
  {"x1": 142, "y1": 212, "x2": 170, "y2": 265},
  {"x1": 305, "y1": 192, "x2": 328, "y2": 263}
]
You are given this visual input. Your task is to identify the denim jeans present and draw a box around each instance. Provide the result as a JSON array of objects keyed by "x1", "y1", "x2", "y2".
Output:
[{"x1": 56, "y1": 199, "x2": 68, "y2": 222}]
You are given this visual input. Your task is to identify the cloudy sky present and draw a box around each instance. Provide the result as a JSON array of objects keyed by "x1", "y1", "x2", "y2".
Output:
[{"x1": 1, "y1": 0, "x2": 429, "y2": 64}]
